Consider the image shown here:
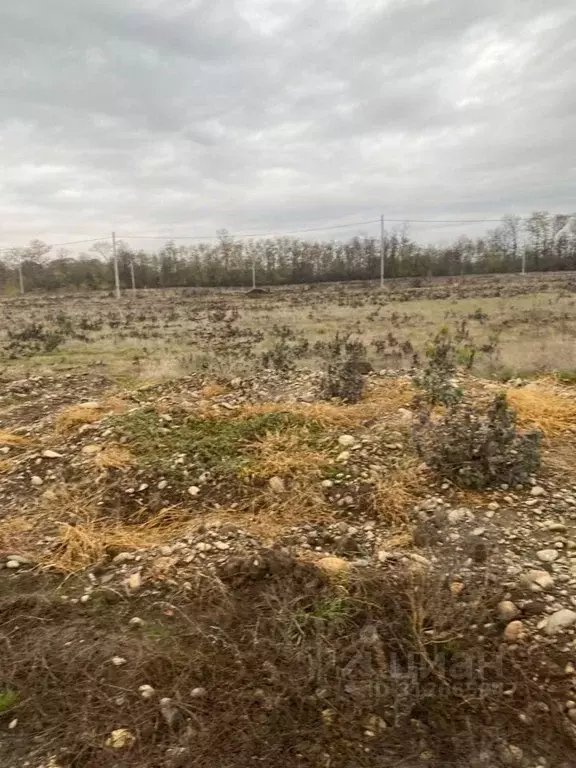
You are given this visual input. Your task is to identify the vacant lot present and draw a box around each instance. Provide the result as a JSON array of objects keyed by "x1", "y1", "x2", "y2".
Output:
[{"x1": 1, "y1": 274, "x2": 576, "y2": 767}]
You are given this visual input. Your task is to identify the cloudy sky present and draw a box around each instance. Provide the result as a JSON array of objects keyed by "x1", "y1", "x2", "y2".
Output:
[{"x1": 1, "y1": 0, "x2": 575, "y2": 250}]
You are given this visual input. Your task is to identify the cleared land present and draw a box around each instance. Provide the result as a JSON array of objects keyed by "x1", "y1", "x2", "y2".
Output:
[{"x1": 1, "y1": 274, "x2": 576, "y2": 768}]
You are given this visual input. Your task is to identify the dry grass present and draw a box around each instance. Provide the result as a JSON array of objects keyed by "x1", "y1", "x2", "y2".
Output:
[
  {"x1": 0, "y1": 430, "x2": 31, "y2": 446},
  {"x1": 507, "y1": 385, "x2": 576, "y2": 437},
  {"x1": 93, "y1": 444, "x2": 135, "y2": 470},
  {"x1": 201, "y1": 382, "x2": 230, "y2": 398},
  {"x1": 44, "y1": 507, "x2": 189, "y2": 573},
  {"x1": 0, "y1": 515, "x2": 38, "y2": 554},
  {"x1": 0, "y1": 459, "x2": 14, "y2": 473},
  {"x1": 55, "y1": 397, "x2": 129, "y2": 432},
  {"x1": 241, "y1": 426, "x2": 329, "y2": 479},
  {"x1": 236, "y1": 378, "x2": 414, "y2": 429},
  {"x1": 372, "y1": 458, "x2": 424, "y2": 527}
]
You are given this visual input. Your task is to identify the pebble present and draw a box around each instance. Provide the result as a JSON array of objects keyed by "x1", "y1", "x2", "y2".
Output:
[
  {"x1": 187, "y1": 486, "x2": 201, "y2": 496},
  {"x1": 317, "y1": 556, "x2": 351, "y2": 576},
  {"x1": 82, "y1": 444, "x2": 102, "y2": 455},
  {"x1": 520, "y1": 570, "x2": 555, "y2": 592},
  {"x1": 111, "y1": 656, "x2": 127, "y2": 666},
  {"x1": 545, "y1": 609, "x2": 576, "y2": 636},
  {"x1": 190, "y1": 687, "x2": 207, "y2": 698},
  {"x1": 338, "y1": 434, "x2": 356, "y2": 447},
  {"x1": 6, "y1": 560, "x2": 22, "y2": 569},
  {"x1": 126, "y1": 572, "x2": 142, "y2": 591},
  {"x1": 129, "y1": 617, "x2": 145, "y2": 628},
  {"x1": 503, "y1": 620, "x2": 525, "y2": 643},
  {"x1": 105, "y1": 728, "x2": 136, "y2": 750},
  {"x1": 138, "y1": 684, "x2": 155, "y2": 700},
  {"x1": 30, "y1": 475, "x2": 43, "y2": 486},
  {"x1": 42, "y1": 450, "x2": 62, "y2": 458},
  {"x1": 536, "y1": 549, "x2": 559, "y2": 563},
  {"x1": 498, "y1": 600, "x2": 520, "y2": 621},
  {"x1": 268, "y1": 476, "x2": 285, "y2": 493},
  {"x1": 157, "y1": 480, "x2": 168, "y2": 490}
]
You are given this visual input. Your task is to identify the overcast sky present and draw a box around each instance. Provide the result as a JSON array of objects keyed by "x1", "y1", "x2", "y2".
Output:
[{"x1": 1, "y1": 0, "x2": 575, "y2": 250}]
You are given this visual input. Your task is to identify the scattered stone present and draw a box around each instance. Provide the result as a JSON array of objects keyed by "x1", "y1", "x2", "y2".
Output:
[
  {"x1": 545, "y1": 609, "x2": 576, "y2": 636},
  {"x1": 105, "y1": 728, "x2": 136, "y2": 750},
  {"x1": 129, "y1": 617, "x2": 145, "y2": 628},
  {"x1": 42, "y1": 450, "x2": 62, "y2": 459},
  {"x1": 6, "y1": 560, "x2": 22, "y2": 569},
  {"x1": 321, "y1": 479, "x2": 333, "y2": 488},
  {"x1": 214, "y1": 541, "x2": 230, "y2": 551},
  {"x1": 268, "y1": 476, "x2": 285, "y2": 493},
  {"x1": 187, "y1": 485, "x2": 201, "y2": 496},
  {"x1": 531, "y1": 486, "x2": 546, "y2": 497},
  {"x1": 503, "y1": 620, "x2": 525, "y2": 643},
  {"x1": 111, "y1": 656, "x2": 127, "y2": 666},
  {"x1": 537, "y1": 549, "x2": 559, "y2": 563},
  {"x1": 338, "y1": 434, "x2": 356, "y2": 447},
  {"x1": 520, "y1": 570, "x2": 555, "y2": 592},
  {"x1": 126, "y1": 572, "x2": 142, "y2": 592},
  {"x1": 157, "y1": 480, "x2": 168, "y2": 490},
  {"x1": 336, "y1": 451, "x2": 350, "y2": 462},
  {"x1": 498, "y1": 600, "x2": 520, "y2": 621},
  {"x1": 113, "y1": 552, "x2": 135, "y2": 564},
  {"x1": 190, "y1": 687, "x2": 207, "y2": 698},
  {"x1": 138, "y1": 684, "x2": 155, "y2": 700},
  {"x1": 30, "y1": 475, "x2": 43, "y2": 487},
  {"x1": 5, "y1": 554, "x2": 30, "y2": 565},
  {"x1": 447, "y1": 507, "x2": 474, "y2": 525}
]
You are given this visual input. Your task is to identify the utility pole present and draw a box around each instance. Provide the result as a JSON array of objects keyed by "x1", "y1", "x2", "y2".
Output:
[
  {"x1": 18, "y1": 263, "x2": 24, "y2": 295},
  {"x1": 251, "y1": 255, "x2": 256, "y2": 290},
  {"x1": 380, "y1": 213, "x2": 385, "y2": 288},
  {"x1": 111, "y1": 231, "x2": 121, "y2": 299},
  {"x1": 130, "y1": 259, "x2": 136, "y2": 294}
]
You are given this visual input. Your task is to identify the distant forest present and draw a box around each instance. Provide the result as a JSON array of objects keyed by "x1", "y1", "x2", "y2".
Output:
[{"x1": 1, "y1": 212, "x2": 575, "y2": 294}]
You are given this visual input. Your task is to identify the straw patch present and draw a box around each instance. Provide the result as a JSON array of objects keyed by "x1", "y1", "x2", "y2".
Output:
[{"x1": 507, "y1": 386, "x2": 576, "y2": 437}]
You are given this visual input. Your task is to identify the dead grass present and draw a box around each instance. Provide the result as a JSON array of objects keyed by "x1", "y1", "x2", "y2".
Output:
[
  {"x1": 55, "y1": 397, "x2": 129, "y2": 432},
  {"x1": 236, "y1": 378, "x2": 414, "y2": 429},
  {"x1": 507, "y1": 384, "x2": 576, "y2": 437},
  {"x1": 372, "y1": 458, "x2": 424, "y2": 527},
  {"x1": 93, "y1": 445, "x2": 135, "y2": 470},
  {"x1": 0, "y1": 459, "x2": 14, "y2": 473},
  {"x1": 201, "y1": 382, "x2": 230, "y2": 398},
  {"x1": 44, "y1": 507, "x2": 188, "y2": 573},
  {"x1": 240, "y1": 426, "x2": 329, "y2": 479},
  {"x1": 0, "y1": 430, "x2": 31, "y2": 446}
]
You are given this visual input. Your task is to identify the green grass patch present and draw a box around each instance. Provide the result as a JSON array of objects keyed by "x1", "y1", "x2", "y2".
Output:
[
  {"x1": 0, "y1": 689, "x2": 19, "y2": 713},
  {"x1": 113, "y1": 408, "x2": 324, "y2": 479}
]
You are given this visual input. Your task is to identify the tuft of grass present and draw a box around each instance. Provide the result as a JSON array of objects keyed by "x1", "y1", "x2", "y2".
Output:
[
  {"x1": 93, "y1": 444, "x2": 134, "y2": 470},
  {"x1": 507, "y1": 385, "x2": 576, "y2": 437},
  {"x1": 0, "y1": 430, "x2": 30, "y2": 447},
  {"x1": 55, "y1": 405, "x2": 105, "y2": 432},
  {"x1": 0, "y1": 689, "x2": 19, "y2": 713}
]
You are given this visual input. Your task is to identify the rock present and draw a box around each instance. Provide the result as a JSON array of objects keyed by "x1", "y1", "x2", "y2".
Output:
[
  {"x1": 165, "y1": 746, "x2": 190, "y2": 768},
  {"x1": 126, "y1": 572, "x2": 142, "y2": 592},
  {"x1": 536, "y1": 549, "x2": 559, "y2": 563},
  {"x1": 447, "y1": 507, "x2": 473, "y2": 525},
  {"x1": 545, "y1": 609, "x2": 576, "y2": 636},
  {"x1": 336, "y1": 451, "x2": 350, "y2": 462},
  {"x1": 138, "y1": 684, "x2": 155, "y2": 700},
  {"x1": 498, "y1": 600, "x2": 520, "y2": 621},
  {"x1": 321, "y1": 479, "x2": 333, "y2": 489},
  {"x1": 5, "y1": 554, "x2": 30, "y2": 565},
  {"x1": 42, "y1": 450, "x2": 62, "y2": 459},
  {"x1": 111, "y1": 656, "x2": 127, "y2": 666},
  {"x1": 30, "y1": 475, "x2": 43, "y2": 487},
  {"x1": 190, "y1": 687, "x2": 207, "y2": 698},
  {"x1": 317, "y1": 556, "x2": 351, "y2": 577},
  {"x1": 187, "y1": 485, "x2": 201, "y2": 496},
  {"x1": 6, "y1": 560, "x2": 22, "y2": 569},
  {"x1": 568, "y1": 709, "x2": 576, "y2": 724},
  {"x1": 129, "y1": 616, "x2": 145, "y2": 628},
  {"x1": 268, "y1": 476, "x2": 285, "y2": 493},
  {"x1": 113, "y1": 552, "x2": 135, "y2": 564},
  {"x1": 450, "y1": 581, "x2": 465, "y2": 597},
  {"x1": 503, "y1": 620, "x2": 525, "y2": 643},
  {"x1": 338, "y1": 434, "x2": 356, "y2": 447},
  {"x1": 157, "y1": 480, "x2": 168, "y2": 490},
  {"x1": 520, "y1": 570, "x2": 555, "y2": 592},
  {"x1": 214, "y1": 541, "x2": 230, "y2": 551},
  {"x1": 105, "y1": 728, "x2": 136, "y2": 750},
  {"x1": 159, "y1": 697, "x2": 179, "y2": 727},
  {"x1": 377, "y1": 550, "x2": 390, "y2": 563},
  {"x1": 531, "y1": 486, "x2": 546, "y2": 497}
]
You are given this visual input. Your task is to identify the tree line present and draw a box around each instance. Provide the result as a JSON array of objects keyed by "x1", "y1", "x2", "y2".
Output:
[{"x1": 1, "y1": 212, "x2": 575, "y2": 294}]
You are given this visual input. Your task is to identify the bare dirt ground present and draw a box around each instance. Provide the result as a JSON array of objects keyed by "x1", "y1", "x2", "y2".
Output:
[{"x1": 1, "y1": 275, "x2": 576, "y2": 767}]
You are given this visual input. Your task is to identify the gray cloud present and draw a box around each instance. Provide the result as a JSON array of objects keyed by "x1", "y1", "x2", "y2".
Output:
[{"x1": 0, "y1": 0, "x2": 575, "y2": 249}]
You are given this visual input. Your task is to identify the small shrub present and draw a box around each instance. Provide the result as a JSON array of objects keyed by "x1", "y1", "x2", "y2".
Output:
[
  {"x1": 413, "y1": 392, "x2": 542, "y2": 489},
  {"x1": 321, "y1": 334, "x2": 367, "y2": 404},
  {"x1": 413, "y1": 327, "x2": 462, "y2": 406}
]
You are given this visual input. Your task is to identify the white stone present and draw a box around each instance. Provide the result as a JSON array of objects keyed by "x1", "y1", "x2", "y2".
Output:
[
  {"x1": 537, "y1": 549, "x2": 559, "y2": 563},
  {"x1": 30, "y1": 475, "x2": 43, "y2": 486},
  {"x1": 157, "y1": 480, "x2": 168, "y2": 490},
  {"x1": 42, "y1": 450, "x2": 62, "y2": 459},
  {"x1": 138, "y1": 684, "x2": 155, "y2": 700},
  {"x1": 268, "y1": 476, "x2": 285, "y2": 493},
  {"x1": 187, "y1": 485, "x2": 201, "y2": 496},
  {"x1": 531, "y1": 486, "x2": 546, "y2": 497},
  {"x1": 338, "y1": 434, "x2": 356, "y2": 447},
  {"x1": 546, "y1": 609, "x2": 576, "y2": 635}
]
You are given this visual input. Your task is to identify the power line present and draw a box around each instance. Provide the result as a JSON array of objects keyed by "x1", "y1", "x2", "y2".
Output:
[{"x1": 0, "y1": 237, "x2": 105, "y2": 254}]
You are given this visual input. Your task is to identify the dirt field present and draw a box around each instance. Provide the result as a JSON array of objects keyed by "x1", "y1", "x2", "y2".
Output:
[{"x1": 1, "y1": 274, "x2": 576, "y2": 767}]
